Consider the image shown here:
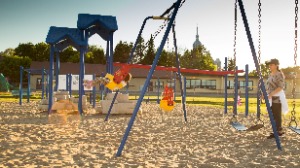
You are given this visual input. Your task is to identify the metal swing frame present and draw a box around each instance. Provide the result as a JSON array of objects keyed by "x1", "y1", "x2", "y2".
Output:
[{"x1": 230, "y1": 0, "x2": 282, "y2": 150}]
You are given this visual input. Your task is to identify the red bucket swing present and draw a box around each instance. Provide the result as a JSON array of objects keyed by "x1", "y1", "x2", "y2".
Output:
[
  {"x1": 159, "y1": 85, "x2": 175, "y2": 112},
  {"x1": 84, "y1": 65, "x2": 132, "y2": 91},
  {"x1": 105, "y1": 65, "x2": 131, "y2": 91}
]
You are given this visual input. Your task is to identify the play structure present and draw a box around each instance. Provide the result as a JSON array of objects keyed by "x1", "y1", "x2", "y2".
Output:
[
  {"x1": 45, "y1": 14, "x2": 145, "y2": 116},
  {"x1": 46, "y1": 14, "x2": 118, "y2": 115},
  {"x1": 39, "y1": 0, "x2": 298, "y2": 156},
  {"x1": 18, "y1": 66, "x2": 48, "y2": 105},
  {"x1": 114, "y1": 0, "x2": 251, "y2": 157}
]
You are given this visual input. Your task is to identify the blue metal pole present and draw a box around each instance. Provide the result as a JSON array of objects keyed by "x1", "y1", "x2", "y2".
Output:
[
  {"x1": 41, "y1": 68, "x2": 45, "y2": 99},
  {"x1": 183, "y1": 76, "x2": 187, "y2": 107},
  {"x1": 238, "y1": 0, "x2": 281, "y2": 150},
  {"x1": 19, "y1": 66, "x2": 23, "y2": 105},
  {"x1": 27, "y1": 70, "x2": 31, "y2": 103},
  {"x1": 69, "y1": 74, "x2": 72, "y2": 97},
  {"x1": 105, "y1": 40, "x2": 111, "y2": 95},
  {"x1": 157, "y1": 78, "x2": 160, "y2": 104},
  {"x1": 46, "y1": 74, "x2": 49, "y2": 99},
  {"x1": 109, "y1": 32, "x2": 114, "y2": 75},
  {"x1": 245, "y1": 64, "x2": 249, "y2": 117},
  {"x1": 93, "y1": 74, "x2": 96, "y2": 108},
  {"x1": 224, "y1": 57, "x2": 228, "y2": 114},
  {"x1": 116, "y1": 0, "x2": 183, "y2": 157},
  {"x1": 233, "y1": 66, "x2": 238, "y2": 117},
  {"x1": 100, "y1": 72, "x2": 104, "y2": 100},
  {"x1": 79, "y1": 46, "x2": 85, "y2": 115},
  {"x1": 106, "y1": 40, "x2": 110, "y2": 74},
  {"x1": 55, "y1": 52, "x2": 60, "y2": 91},
  {"x1": 66, "y1": 74, "x2": 69, "y2": 91},
  {"x1": 48, "y1": 44, "x2": 55, "y2": 113},
  {"x1": 173, "y1": 72, "x2": 176, "y2": 101},
  {"x1": 105, "y1": 91, "x2": 119, "y2": 121}
]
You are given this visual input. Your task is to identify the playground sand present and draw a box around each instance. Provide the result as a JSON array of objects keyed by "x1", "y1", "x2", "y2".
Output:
[{"x1": 1, "y1": 101, "x2": 300, "y2": 167}]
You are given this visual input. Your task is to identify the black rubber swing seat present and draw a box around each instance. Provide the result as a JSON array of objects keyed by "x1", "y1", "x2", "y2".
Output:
[
  {"x1": 290, "y1": 126, "x2": 300, "y2": 134},
  {"x1": 230, "y1": 122, "x2": 248, "y2": 131},
  {"x1": 231, "y1": 122, "x2": 264, "y2": 131}
]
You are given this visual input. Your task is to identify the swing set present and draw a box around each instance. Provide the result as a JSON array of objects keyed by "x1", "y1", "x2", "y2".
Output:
[
  {"x1": 114, "y1": 0, "x2": 250, "y2": 157},
  {"x1": 229, "y1": 0, "x2": 264, "y2": 132},
  {"x1": 289, "y1": 0, "x2": 300, "y2": 135},
  {"x1": 87, "y1": 0, "x2": 298, "y2": 157}
]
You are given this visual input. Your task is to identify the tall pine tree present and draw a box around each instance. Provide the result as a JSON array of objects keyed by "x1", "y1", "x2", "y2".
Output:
[{"x1": 140, "y1": 35, "x2": 155, "y2": 65}]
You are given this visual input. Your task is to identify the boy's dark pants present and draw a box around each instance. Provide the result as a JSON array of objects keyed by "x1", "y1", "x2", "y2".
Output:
[{"x1": 272, "y1": 96, "x2": 282, "y2": 132}]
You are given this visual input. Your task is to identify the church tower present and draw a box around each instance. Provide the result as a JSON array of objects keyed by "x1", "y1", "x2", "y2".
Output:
[{"x1": 193, "y1": 26, "x2": 202, "y2": 49}]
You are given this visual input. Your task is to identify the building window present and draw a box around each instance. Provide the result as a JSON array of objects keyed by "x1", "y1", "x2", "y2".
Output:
[
  {"x1": 227, "y1": 80, "x2": 253, "y2": 90},
  {"x1": 167, "y1": 79, "x2": 175, "y2": 87},
  {"x1": 192, "y1": 79, "x2": 201, "y2": 88},
  {"x1": 154, "y1": 81, "x2": 164, "y2": 90},
  {"x1": 239, "y1": 80, "x2": 253, "y2": 91},
  {"x1": 226, "y1": 80, "x2": 234, "y2": 89},
  {"x1": 186, "y1": 79, "x2": 200, "y2": 89},
  {"x1": 201, "y1": 79, "x2": 216, "y2": 90}
]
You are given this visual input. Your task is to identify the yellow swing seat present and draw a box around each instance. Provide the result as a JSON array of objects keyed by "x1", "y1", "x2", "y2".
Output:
[
  {"x1": 159, "y1": 99, "x2": 175, "y2": 112},
  {"x1": 104, "y1": 74, "x2": 127, "y2": 91}
]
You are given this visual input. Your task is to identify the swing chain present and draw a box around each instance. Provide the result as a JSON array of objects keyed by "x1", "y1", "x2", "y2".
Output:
[
  {"x1": 257, "y1": 0, "x2": 263, "y2": 122},
  {"x1": 232, "y1": 0, "x2": 238, "y2": 117},
  {"x1": 147, "y1": 0, "x2": 185, "y2": 52},
  {"x1": 142, "y1": 13, "x2": 171, "y2": 55},
  {"x1": 233, "y1": 0, "x2": 238, "y2": 65},
  {"x1": 258, "y1": 0, "x2": 262, "y2": 63},
  {"x1": 290, "y1": 0, "x2": 298, "y2": 127},
  {"x1": 179, "y1": 0, "x2": 186, "y2": 8}
]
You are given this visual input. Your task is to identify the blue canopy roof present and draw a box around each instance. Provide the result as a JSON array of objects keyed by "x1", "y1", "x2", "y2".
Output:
[
  {"x1": 77, "y1": 14, "x2": 118, "y2": 41},
  {"x1": 46, "y1": 26, "x2": 87, "y2": 46}
]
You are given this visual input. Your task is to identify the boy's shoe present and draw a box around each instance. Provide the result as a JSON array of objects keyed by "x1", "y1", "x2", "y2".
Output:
[{"x1": 266, "y1": 132, "x2": 284, "y2": 139}]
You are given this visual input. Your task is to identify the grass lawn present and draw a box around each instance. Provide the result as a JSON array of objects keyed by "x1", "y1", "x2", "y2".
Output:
[
  {"x1": 132, "y1": 95, "x2": 300, "y2": 119},
  {"x1": 1, "y1": 91, "x2": 300, "y2": 118}
]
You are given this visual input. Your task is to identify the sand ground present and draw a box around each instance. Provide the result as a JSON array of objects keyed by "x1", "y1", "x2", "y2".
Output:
[{"x1": 1, "y1": 101, "x2": 300, "y2": 167}]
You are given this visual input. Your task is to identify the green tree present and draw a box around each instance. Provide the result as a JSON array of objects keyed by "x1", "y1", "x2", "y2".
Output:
[
  {"x1": 158, "y1": 50, "x2": 176, "y2": 67},
  {"x1": 132, "y1": 36, "x2": 146, "y2": 64},
  {"x1": 140, "y1": 35, "x2": 155, "y2": 65},
  {"x1": 0, "y1": 55, "x2": 31, "y2": 85},
  {"x1": 59, "y1": 46, "x2": 79, "y2": 62},
  {"x1": 88, "y1": 45, "x2": 105, "y2": 64},
  {"x1": 249, "y1": 63, "x2": 269, "y2": 77},
  {"x1": 180, "y1": 50, "x2": 192, "y2": 68},
  {"x1": 85, "y1": 51, "x2": 94, "y2": 64},
  {"x1": 281, "y1": 66, "x2": 300, "y2": 78},
  {"x1": 227, "y1": 57, "x2": 236, "y2": 71},
  {"x1": 35, "y1": 42, "x2": 50, "y2": 61},
  {"x1": 68, "y1": 52, "x2": 80, "y2": 63},
  {"x1": 114, "y1": 41, "x2": 133, "y2": 63},
  {"x1": 199, "y1": 53, "x2": 215, "y2": 70},
  {"x1": 2, "y1": 48, "x2": 15, "y2": 57},
  {"x1": 15, "y1": 42, "x2": 35, "y2": 60},
  {"x1": 180, "y1": 45, "x2": 215, "y2": 70}
]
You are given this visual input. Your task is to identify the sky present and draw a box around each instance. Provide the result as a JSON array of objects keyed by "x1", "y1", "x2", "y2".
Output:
[{"x1": 0, "y1": 0, "x2": 297, "y2": 71}]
